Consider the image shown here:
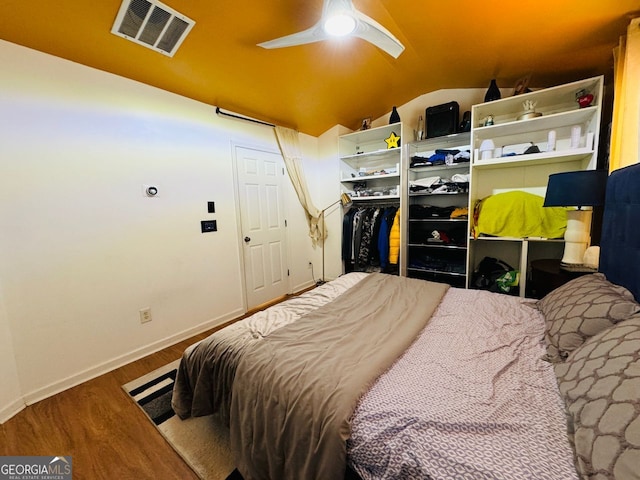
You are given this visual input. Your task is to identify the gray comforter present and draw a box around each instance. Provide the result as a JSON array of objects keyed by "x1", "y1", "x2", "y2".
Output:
[
  {"x1": 171, "y1": 272, "x2": 368, "y2": 423},
  {"x1": 230, "y1": 273, "x2": 449, "y2": 480}
]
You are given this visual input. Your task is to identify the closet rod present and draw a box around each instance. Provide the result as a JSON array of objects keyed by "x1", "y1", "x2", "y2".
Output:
[
  {"x1": 215, "y1": 107, "x2": 275, "y2": 128},
  {"x1": 350, "y1": 201, "x2": 400, "y2": 208}
]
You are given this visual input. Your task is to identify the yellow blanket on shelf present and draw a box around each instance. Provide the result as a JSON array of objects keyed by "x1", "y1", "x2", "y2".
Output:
[{"x1": 476, "y1": 191, "x2": 567, "y2": 239}]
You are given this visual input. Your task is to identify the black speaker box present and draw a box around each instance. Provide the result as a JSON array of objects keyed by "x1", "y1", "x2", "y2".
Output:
[{"x1": 426, "y1": 101, "x2": 459, "y2": 138}]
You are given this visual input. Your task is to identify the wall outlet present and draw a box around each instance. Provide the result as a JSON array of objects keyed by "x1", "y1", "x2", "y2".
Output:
[
  {"x1": 139, "y1": 307, "x2": 152, "y2": 324},
  {"x1": 308, "y1": 261, "x2": 313, "y2": 269}
]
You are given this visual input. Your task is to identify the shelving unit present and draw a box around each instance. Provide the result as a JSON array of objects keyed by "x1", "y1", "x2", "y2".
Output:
[
  {"x1": 468, "y1": 76, "x2": 603, "y2": 297},
  {"x1": 339, "y1": 122, "x2": 404, "y2": 274},
  {"x1": 339, "y1": 123, "x2": 402, "y2": 201},
  {"x1": 404, "y1": 132, "x2": 471, "y2": 286}
]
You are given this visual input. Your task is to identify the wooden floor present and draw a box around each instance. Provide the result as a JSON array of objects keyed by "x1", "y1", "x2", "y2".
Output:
[{"x1": 0, "y1": 291, "x2": 309, "y2": 480}]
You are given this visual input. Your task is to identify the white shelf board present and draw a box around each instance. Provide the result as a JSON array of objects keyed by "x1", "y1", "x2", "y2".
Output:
[
  {"x1": 409, "y1": 163, "x2": 470, "y2": 174},
  {"x1": 472, "y1": 147, "x2": 593, "y2": 169},
  {"x1": 473, "y1": 107, "x2": 597, "y2": 141},
  {"x1": 340, "y1": 148, "x2": 401, "y2": 161},
  {"x1": 409, "y1": 191, "x2": 467, "y2": 197},
  {"x1": 351, "y1": 195, "x2": 400, "y2": 202},
  {"x1": 407, "y1": 267, "x2": 466, "y2": 277},
  {"x1": 341, "y1": 172, "x2": 400, "y2": 182},
  {"x1": 339, "y1": 122, "x2": 402, "y2": 143},
  {"x1": 408, "y1": 243, "x2": 467, "y2": 250},
  {"x1": 409, "y1": 218, "x2": 468, "y2": 222}
]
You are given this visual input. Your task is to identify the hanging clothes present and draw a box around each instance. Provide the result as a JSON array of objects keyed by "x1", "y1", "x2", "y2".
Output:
[
  {"x1": 343, "y1": 206, "x2": 397, "y2": 273},
  {"x1": 357, "y1": 208, "x2": 380, "y2": 269},
  {"x1": 388, "y1": 208, "x2": 401, "y2": 265},
  {"x1": 341, "y1": 208, "x2": 357, "y2": 272},
  {"x1": 351, "y1": 209, "x2": 365, "y2": 266},
  {"x1": 378, "y1": 206, "x2": 398, "y2": 270}
]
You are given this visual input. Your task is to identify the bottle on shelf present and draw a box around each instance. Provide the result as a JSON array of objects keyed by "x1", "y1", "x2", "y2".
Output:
[
  {"x1": 389, "y1": 106, "x2": 401, "y2": 124},
  {"x1": 416, "y1": 115, "x2": 424, "y2": 141},
  {"x1": 484, "y1": 79, "x2": 501, "y2": 102}
]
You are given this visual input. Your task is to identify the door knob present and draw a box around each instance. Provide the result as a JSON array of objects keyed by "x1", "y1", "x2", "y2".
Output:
[{"x1": 244, "y1": 236, "x2": 251, "y2": 243}]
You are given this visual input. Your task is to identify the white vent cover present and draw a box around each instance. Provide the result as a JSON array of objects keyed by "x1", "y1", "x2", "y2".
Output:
[{"x1": 111, "y1": 0, "x2": 195, "y2": 57}]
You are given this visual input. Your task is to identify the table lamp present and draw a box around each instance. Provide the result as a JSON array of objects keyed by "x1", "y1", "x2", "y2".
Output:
[{"x1": 543, "y1": 170, "x2": 608, "y2": 265}]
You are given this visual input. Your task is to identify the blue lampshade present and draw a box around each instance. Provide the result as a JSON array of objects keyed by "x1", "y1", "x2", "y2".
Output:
[{"x1": 543, "y1": 170, "x2": 608, "y2": 208}]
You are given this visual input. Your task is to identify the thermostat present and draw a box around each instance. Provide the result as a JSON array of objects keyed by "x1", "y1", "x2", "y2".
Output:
[{"x1": 142, "y1": 185, "x2": 159, "y2": 197}]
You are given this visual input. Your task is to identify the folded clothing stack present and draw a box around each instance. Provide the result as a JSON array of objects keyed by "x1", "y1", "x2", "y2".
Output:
[{"x1": 410, "y1": 149, "x2": 471, "y2": 168}]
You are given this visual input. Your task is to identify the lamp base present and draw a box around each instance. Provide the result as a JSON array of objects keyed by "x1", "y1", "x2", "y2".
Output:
[{"x1": 561, "y1": 209, "x2": 592, "y2": 265}]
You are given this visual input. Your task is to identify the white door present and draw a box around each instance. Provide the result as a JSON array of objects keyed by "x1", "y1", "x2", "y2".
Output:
[{"x1": 235, "y1": 146, "x2": 289, "y2": 309}]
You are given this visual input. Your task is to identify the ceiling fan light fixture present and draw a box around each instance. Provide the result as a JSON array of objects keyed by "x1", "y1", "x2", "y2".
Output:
[
  {"x1": 323, "y1": 13, "x2": 356, "y2": 36},
  {"x1": 257, "y1": 0, "x2": 404, "y2": 58}
]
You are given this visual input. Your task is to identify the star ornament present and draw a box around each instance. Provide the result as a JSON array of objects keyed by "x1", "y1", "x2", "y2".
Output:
[{"x1": 385, "y1": 131, "x2": 401, "y2": 149}]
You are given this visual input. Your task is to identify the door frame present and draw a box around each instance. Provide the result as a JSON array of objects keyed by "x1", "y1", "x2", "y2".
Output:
[{"x1": 231, "y1": 142, "x2": 292, "y2": 312}]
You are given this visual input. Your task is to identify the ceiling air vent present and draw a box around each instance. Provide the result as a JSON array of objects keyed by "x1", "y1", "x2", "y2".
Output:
[{"x1": 111, "y1": 0, "x2": 195, "y2": 57}]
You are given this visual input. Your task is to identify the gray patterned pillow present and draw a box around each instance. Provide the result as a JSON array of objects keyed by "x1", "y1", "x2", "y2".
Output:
[
  {"x1": 538, "y1": 273, "x2": 640, "y2": 362},
  {"x1": 554, "y1": 316, "x2": 640, "y2": 479}
]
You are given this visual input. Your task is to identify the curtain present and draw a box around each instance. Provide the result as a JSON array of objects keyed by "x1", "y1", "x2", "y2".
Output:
[
  {"x1": 274, "y1": 126, "x2": 323, "y2": 245},
  {"x1": 610, "y1": 17, "x2": 640, "y2": 172}
]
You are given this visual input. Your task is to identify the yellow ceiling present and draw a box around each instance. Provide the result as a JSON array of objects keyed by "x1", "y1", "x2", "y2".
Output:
[{"x1": 1, "y1": 0, "x2": 638, "y2": 136}]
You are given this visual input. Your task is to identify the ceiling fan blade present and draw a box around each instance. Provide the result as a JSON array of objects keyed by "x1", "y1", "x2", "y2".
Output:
[
  {"x1": 352, "y1": 10, "x2": 405, "y2": 58},
  {"x1": 257, "y1": 24, "x2": 328, "y2": 49},
  {"x1": 321, "y1": 0, "x2": 355, "y2": 17}
]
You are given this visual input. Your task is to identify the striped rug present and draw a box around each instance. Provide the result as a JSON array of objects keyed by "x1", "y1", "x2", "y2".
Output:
[
  {"x1": 123, "y1": 360, "x2": 236, "y2": 480},
  {"x1": 127, "y1": 362, "x2": 178, "y2": 425}
]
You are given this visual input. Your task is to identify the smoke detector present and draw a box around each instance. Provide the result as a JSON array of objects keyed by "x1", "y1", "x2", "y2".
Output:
[{"x1": 111, "y1": 0, "x2": 195, "y2": 57}]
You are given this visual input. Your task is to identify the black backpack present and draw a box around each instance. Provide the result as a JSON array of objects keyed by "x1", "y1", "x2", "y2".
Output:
[{"x1": 472, "y1": 257, "x2": 515, "y2": 293}]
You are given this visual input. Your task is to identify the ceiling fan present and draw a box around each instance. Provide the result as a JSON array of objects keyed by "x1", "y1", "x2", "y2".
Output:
[{"x1": 257, "y1": 0, "x2": 405, "y2": 58}]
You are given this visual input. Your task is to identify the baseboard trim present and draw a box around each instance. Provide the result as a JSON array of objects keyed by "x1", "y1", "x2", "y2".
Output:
[
  {"x1": 290, "y1": 279, "x2": 316, "y2": 294},
  {"x1": 21, "y1": 308, "x2": 245, "y2": 407},
  {"x1": 0, "y1": 397, "x2": 26, "y2": 424},
  {"x1": 12, "y1": 282, "x2": 317, "y2": 420}
]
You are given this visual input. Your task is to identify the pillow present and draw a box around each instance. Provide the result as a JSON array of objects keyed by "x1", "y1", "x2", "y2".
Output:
[
  {"x1": 554, "y1": 316, "x2": 640, "y2": 479},
  {"x1": 538, "y1": 273, "x2": 640, "y2": 362}
]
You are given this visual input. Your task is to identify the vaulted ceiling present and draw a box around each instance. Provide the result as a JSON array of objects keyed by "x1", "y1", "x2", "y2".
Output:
[{"x1": 1, "y1": 0, "x2": 638, "y2": 136}]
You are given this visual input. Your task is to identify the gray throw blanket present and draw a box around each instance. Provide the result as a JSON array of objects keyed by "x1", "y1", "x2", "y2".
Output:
[{"x1": 230, "y1": 273, "x2": 449, "y2": 480}]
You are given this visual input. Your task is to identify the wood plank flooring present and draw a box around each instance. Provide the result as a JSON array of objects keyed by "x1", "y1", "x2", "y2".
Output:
[{"x1": 0, "y1": 290, "x2": 311, "y2": 480}]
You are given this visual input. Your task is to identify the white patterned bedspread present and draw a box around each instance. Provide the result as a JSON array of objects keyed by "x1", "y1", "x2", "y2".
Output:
[{"x1": 347, "y1": 287, "x2": 578, "y2": 480}]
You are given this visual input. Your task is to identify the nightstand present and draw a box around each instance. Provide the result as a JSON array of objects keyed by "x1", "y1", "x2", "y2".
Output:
[{"x1": 529, "y1": 258, "x2": 597, "y2": 299}]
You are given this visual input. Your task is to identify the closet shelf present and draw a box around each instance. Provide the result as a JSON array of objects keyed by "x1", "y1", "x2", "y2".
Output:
[
  {"x1": 472, "y1": 106, "x2": 597, "y2": 140},
  {"x1": 407, "y1": 267, "x2": 466, "y2": 277},
  {"x1": 409, "y1": 191, "x2": 467, "y2": 197},
  {"x1": 351, "y1": 195, "x2": 400, "y2": 202},
  {"x1": 409, "y1": 243, "x2": 467, "y2": 250},
  {"x1": 405, "y1": 130, "x2": 471, "y2": 286},
  {"x1": 341, "y1": 172, "x2": 400, "y2": 182},
  {"x1": 473, "y1": 148, "x2": 594, "y2": 169},
  {"x1": 409, "y1": 163, "x2": 470, "y2": 174},
  {"x1": 340, "y1": 148, "x2": 401, "y2": 161},
  {"x1": 409, "y1": 218, "x2": 468, "y2": 222}
]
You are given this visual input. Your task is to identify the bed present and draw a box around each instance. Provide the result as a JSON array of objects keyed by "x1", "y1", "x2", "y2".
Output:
[{"x1": 172, "y1": 163, "x2": 640, "y2": 480}]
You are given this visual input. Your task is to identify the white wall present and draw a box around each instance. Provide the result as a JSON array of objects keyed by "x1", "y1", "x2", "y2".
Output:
[
  {"x1": 0, "y1": 40, "x2": 332, "y2": 417},
  {"x1": 374, "y1": 89, "x2": 493, "y2": 138},
  {"x1": 0, "y1": 283, "x2": 24, "y2": 422}
]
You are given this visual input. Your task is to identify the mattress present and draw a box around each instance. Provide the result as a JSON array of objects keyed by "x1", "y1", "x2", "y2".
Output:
[
  {"x1": 172, "y1": 273, "x2": 578, "y2": 479},
  {"x1": 347, "y1": 287, "x2": 578, "y2": 479}
]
